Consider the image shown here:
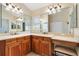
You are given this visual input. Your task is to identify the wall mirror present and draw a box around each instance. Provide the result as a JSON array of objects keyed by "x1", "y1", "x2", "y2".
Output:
[
  {"x1": 48, "y1": 3, "x2": 79, "y2": 35},
  {"x1": 0, "y1": 3, "x2": 24, "y2": 33}
]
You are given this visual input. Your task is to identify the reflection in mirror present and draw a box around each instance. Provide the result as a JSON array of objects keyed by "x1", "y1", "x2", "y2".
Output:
[
  {"x1": 0, "y1": 3, "x2": 79, "y2": 36},
  {"x1": 31, "y1": 16, "x2": 41, "y2": 33},
  {"x1": 40, "y1": 13, "x2": 48, "y2": 33},
  {"x1": 0, "y1": 18, "x2": 9, "y2": 33},
  {"x1": 16, "y1": 21, "x2": 23, "y2": 32},
  {"x1": 48, "y1": 6, "x2": 74, "y2": 35},
  {"x1": 9, "y1": 20, "x2": 17, "y2": 32},
  {"x1": 23, "y1": 15, "x2": 31, "y2": 33},
  {"x1": 31, "y1": 14, "x2": 48, "y2": 33}
]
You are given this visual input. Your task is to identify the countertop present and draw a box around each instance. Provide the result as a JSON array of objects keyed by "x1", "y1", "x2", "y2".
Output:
[{"x1": 0, "y1": 33, "x2": 79, "y2": 43}]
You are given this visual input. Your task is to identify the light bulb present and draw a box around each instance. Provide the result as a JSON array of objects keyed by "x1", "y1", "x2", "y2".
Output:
[
  {"x1": 46, "y1": 9, "x2": 50, "y2": 13},
  {"x1": 12, "y1": 7, "x2": 18, "y2": 14},
  {"x1": 57, "y1": 4, "x2": 61, "y2": 12},
  {"x1": 49, "y1": 11, "x2": 52, "y2": 15},
  {"x1": 52, "y1": 8, "x2": 56, "y2": 14},
  {"x1": 51, "y1": 8, "x2": 55, "y2": 12},
  {"x1": 14, "y1": 7, "x2": 18, "y2": 11},
  {"x1": 6, "y1": 4, "x2": 12, "y2": 10},
  {"x1": 19, "y1": 9, "x2": 23, "y2": 13}
]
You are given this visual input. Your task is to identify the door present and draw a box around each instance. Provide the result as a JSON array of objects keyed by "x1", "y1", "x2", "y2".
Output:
[
  {"x1": 21, "y1": 38, "x2": 31, "y2": 55},
  {"x1": 6, "y1": 42, "x2": 21, "y2": 56},
  {"x1": 32, "y1": 36, "x2": 42, "y2": 54},
  {"x1": 40, "y1": 37, "x2": 52, "y2": 56},
  {"x1": 0, "y1": 41, "x2": 5, "y2": 56}
]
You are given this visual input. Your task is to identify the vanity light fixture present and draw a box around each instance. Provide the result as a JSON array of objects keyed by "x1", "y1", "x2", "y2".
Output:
[
  {"x1": 5, "y1": 3, "x2": 12, "y2": 10},
  {"x1": 56, "y1": 4, "x2": 62, "y2": 12},
  {"x1": 47, "y1": 4, "x2": 62, "y2": 15},
  {"x1": 2, "y1": 3, "x2": 23, "y2": 15}
]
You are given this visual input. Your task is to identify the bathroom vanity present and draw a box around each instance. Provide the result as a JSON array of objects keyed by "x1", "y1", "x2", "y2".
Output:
[{"x1": 0, "y1": 33, "x2": 79, "y2": 56}]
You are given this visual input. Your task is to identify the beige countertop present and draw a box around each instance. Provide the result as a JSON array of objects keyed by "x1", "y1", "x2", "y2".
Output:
[
  {"x1": 0, "y1": 33, "x2": 30, "y2": 40},
  {"x1": 33, "y1": 33, "x2": 79, "y2": 43},
  {"x1": 0, "y1": 33, "x2": 79, "y2": 43}
]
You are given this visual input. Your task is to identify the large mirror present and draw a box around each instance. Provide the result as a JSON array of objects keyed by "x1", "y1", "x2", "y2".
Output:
[
  {"x1": 0, "y1": 3, "x2": 79, "y2": 35},
  {"x1": 48, "y1": 7, "x2": 72, "y2": 34},
  {"x1": 0, "y1": 3, "x2": 32, "y2": 34},
  {"x1": 31, "y1": 13, "x2": 48, "y2": 33},
  {"x1": 48, "y1": 3, "x2": 79, "y2": 36}
]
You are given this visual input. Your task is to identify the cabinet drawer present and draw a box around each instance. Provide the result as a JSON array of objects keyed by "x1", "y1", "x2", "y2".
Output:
[{"x1": 0, "y1": 40, "x2": 5, "y2": 56}]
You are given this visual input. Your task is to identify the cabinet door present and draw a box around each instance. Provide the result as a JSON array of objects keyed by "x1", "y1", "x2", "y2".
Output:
[
  {"x1": 0, "y1": 41, "x2": 5, "y2": 56},
  {"x1": 6, "y1": 42, "x2": 21, "y2": 56},
  {"x1": 32, "y1": 37, "x2": 40, "y2": 53},
  {"x1": 40, "y1": 37, "x2": 52, "y2": 56},
  {"x1": 32, "y1": 36, "x2": 42, "y2": 54},
  {"x1": 21, "y1": 38, "x2": 31, "y2": 55}
]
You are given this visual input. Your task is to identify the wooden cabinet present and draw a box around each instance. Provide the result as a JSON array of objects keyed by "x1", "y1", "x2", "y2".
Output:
[
  {"x1": 40, "y1": 37, "x2": 52, "y2": 56},
  {"x1": 5, "y1": 39, "x2": 21, "y2": 56},
  {"x1": 32, "y1": 36, "x2": 52, "y2": 56},
  {"x1": 32, "y1": 36, "x2": 43, "y2": 54},
  {"x1": 0, "y1": 40, "x2": 5, "y2": 56},
  {"x1": 21, "y1": 36, "x2": 31, "y2": 55},
  {"x1": 5, "y1": 36, "x2": 31, "y2": 56},
  {"x1": 0, "y1": 35, "x2": 52, "y2": 56}
]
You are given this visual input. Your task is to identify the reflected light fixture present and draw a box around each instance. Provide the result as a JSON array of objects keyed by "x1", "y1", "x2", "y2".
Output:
[
  {"x1": 46, "y1": 4, "x2": 62, "y2": 15},
  {"x1": 2, "y1": 3, "x2": 23, "y2": 15}
]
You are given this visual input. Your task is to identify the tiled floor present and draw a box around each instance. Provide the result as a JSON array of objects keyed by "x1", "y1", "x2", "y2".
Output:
[{"x1": 26, "y1": 52, "x2": 40, "y2": 56}]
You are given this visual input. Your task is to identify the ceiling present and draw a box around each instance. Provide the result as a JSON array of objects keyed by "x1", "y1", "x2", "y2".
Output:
[{"x1": 24, "y1": 3, "x2": 50, "y2": 11}]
